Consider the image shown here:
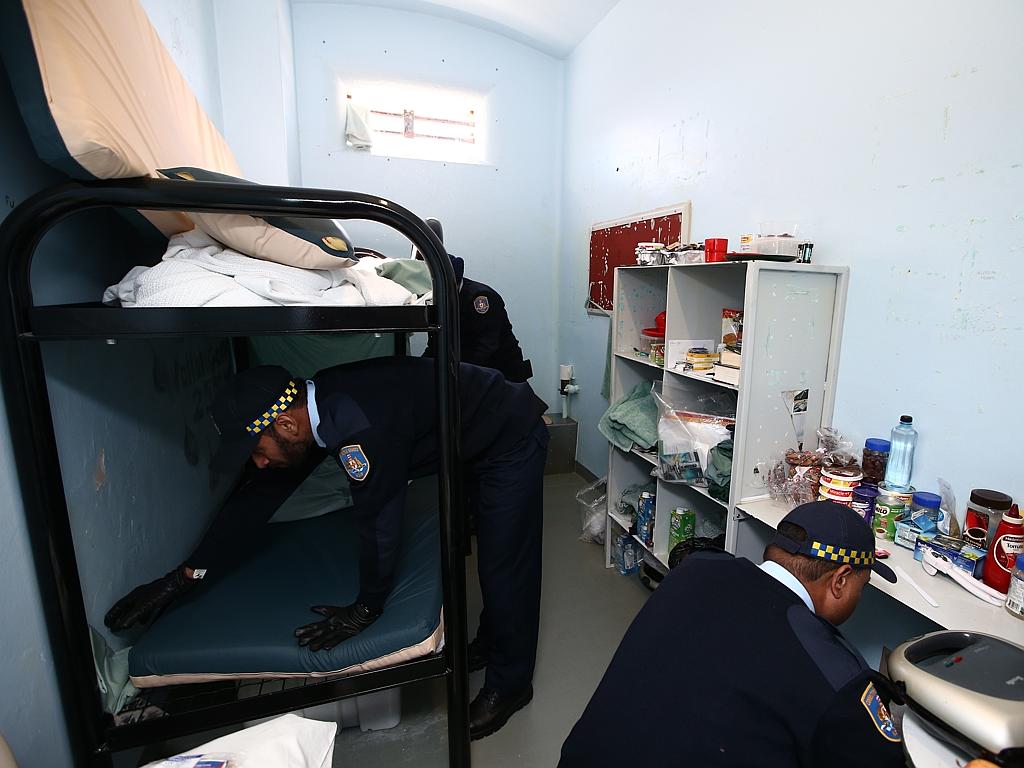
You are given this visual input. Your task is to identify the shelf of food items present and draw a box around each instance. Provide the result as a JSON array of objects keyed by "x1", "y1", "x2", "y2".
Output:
[
  {"x1": 633, "y1": 224, "x2": 814, "y2": 267},
  {"x1": 750, "y1": 418, "x2": 1024, "y2": 635},
  {"x1": 625, "y1": 304, "x2": 745, "y2": 389}
]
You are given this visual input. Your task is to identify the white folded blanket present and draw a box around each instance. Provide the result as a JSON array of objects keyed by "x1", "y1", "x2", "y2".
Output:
[{"x1": 104, "y1": 229, "x2": 414, "y2": 308}]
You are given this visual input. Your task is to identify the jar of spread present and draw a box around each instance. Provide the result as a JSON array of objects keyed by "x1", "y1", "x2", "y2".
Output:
[
  {"x1": 910, "y1": 491, "x2": 943, "y2": 526},
  {"x1": 862, "y1": 438, "x2": 890, "y2": 485},
  {"x1": 964, "y1": 488, "x2": 1013, "y2": 549}
]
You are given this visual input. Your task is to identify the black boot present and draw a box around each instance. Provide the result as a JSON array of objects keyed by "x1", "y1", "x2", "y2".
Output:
[{"x1": 469, "y1": 685, "x2": 533, "y2": 740}]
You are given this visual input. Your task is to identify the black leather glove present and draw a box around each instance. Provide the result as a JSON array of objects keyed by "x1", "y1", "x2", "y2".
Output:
[
  {"x1": 104, "y1": 565, "x2": 198, "y2": 631},
  {"x1": 294, "y1": 603, "x2": 381, "y2": 651}
]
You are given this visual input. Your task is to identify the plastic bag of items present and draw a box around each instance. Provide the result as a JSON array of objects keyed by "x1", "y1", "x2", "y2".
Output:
[
  {"x1": 768, "y1": 426, "x2": 860, "y2": 506},
  {"x1": 617, "y1": 481, "x2": 657, "y2": 527},
  {"x1": 635, "y1": 242, "x2": 665, "y2": 266},
  {"x1": 652, "y1": 384, "x2": 734, "y2": 486},
  {"x1": 576, "y1": 476, "x2": 608, "y2": 545}
]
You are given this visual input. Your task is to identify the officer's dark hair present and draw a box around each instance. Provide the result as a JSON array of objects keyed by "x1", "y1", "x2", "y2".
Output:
[
  {"x1": 288, "y1": 382, "x2": 308, "y2": 409},
  {"x1": 763, "y1": 522, "x2": 844, "y2": 583}
]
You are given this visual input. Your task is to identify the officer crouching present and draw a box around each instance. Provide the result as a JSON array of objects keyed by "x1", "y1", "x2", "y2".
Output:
[{"x1": 559, "y1": 501, "x2": 906, "y2": 767}]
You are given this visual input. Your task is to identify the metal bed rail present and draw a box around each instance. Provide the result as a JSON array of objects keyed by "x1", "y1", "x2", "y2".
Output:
[{"x1": 0, "y1": 178, "x2": 470, "y2": 766}]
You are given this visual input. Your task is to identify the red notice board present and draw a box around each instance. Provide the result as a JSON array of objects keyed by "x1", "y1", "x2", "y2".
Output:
[{"x1": 588, "y1": 203, "x2": 692, "y2": 312}]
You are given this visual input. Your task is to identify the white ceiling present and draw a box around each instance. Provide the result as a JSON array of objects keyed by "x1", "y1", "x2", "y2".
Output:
[{"x1": 295, "y1": 0, "x2": 620, "y2": 58}]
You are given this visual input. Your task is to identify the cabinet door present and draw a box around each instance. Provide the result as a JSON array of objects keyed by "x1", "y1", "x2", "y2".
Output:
[{"x1": 734, "y1": 268, "x2": 842, "y2": 504}]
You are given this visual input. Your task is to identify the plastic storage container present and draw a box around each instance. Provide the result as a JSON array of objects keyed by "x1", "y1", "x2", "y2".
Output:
[
  {"x1": 862, "y1": 438, "x2": 890, "y2": 485},
  {"x1": 883, "y1": 415, "x2": 917, "y2": 490},
  {"x1": 910, "y1": 491, "x2": 943, "y2": 525},
  {"x1": 249, "y1": 689, "x2": 402, "y2": 733}
]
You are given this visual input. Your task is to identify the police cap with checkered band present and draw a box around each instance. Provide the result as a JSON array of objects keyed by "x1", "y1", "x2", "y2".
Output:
[
  {"x1": 210, "y1": 365, "x2": 300, "y2": 473},
  {"x1": 773, "y1": 501, "x2": 897, "y2": 583}
]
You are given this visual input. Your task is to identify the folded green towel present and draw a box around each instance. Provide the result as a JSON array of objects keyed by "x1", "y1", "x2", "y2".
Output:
[
  {"x1": 706, "y1": 438, "x2": 733, "y2": 502},
  {"x1": 599, "y1": 382, "x2": 659, "y2": 451},
  {"x1": 376, "y1": 259, "x2": 433, "y2": 296}
]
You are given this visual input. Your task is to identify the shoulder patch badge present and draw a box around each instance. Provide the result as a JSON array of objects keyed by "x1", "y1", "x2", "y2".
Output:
[
  {"x1": 339, "y1": 444, "x2": 370, "y2": 482},
  {"x1": 860, "y1": 682, "x2": 901, "y2": 742},
  {"x1": 473, "y1": 295, "x2": 490, "y2": 314}
]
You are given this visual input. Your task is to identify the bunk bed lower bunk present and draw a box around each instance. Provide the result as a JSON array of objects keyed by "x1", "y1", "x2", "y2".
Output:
[
  {"x1": 0, "y1": 178, "x2": 471, "y2": 767},
  {"x1": 128, "y1": 476, "x2": 443, "y2": 689}
]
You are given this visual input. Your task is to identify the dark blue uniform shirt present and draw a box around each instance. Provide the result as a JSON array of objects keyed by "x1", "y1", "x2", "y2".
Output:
[
  {"x1": 312, "y1": 357, "x2": 545, "y2": 609},
  {"x1": 559, "y1": 552, "x2": 905, "y2": 768},
  {"x1": 190, "y1": 357, "x2": 545, "y2": 611},
  {"x1": 424, "y1": 277, "x2": 532, "y2": 382}
]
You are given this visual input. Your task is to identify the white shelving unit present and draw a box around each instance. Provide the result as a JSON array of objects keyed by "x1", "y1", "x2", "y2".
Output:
[{"x1": 604, "y1": 261, "x2": 850, "y2": 571}]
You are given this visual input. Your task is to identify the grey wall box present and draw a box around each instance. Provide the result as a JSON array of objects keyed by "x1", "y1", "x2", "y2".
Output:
[{"x1": 544, "y1": 415, "x2": 578, "y2": 475}]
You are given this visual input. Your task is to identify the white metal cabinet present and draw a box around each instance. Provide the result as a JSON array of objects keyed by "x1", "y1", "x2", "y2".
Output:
[{"x1": 604, "y1": 262, "x2": 850, "y2": 568}]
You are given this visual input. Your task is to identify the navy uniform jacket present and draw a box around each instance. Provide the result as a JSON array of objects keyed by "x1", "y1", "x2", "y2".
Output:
[
  {"x1": 424, "y1": 277, "x2": 532, "y2": 382},
  {"x1": 312, "y1": 357, "x2": 544, "y2": 609},
  {"x1": 190, "y1": 358, "x2": 545, "y2": 609},
  {"x1": 559, "y1": 553, "x2": 905, "y2": 768}
]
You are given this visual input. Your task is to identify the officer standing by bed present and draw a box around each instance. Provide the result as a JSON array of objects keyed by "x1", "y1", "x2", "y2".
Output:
[
  {"x1": 105, "y1": 356, "x2": 548, "y2": 740},
  {"x1": 418, "y1": 218, "x2": 533, "y2": 383}
]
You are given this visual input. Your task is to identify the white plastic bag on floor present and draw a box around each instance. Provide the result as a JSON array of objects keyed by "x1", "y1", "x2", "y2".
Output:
[
  {"x1": 577, "y1": 476, "x2": 608, "y2": 544},
  {"x1": 142, "y1": 714, "x2": 336, "y2": 768}
]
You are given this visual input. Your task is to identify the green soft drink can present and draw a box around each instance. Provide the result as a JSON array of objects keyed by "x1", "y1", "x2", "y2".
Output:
[{"x1": 670, "y1": 507, "x2": 696, "y2": 550}]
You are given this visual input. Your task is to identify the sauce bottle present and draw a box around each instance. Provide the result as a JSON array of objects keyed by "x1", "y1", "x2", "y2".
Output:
[{"x1": 983, "y1": 504, "x2": 1024, "y2": 594}]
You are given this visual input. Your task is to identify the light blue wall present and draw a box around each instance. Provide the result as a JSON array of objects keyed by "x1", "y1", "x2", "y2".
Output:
[
  {"x1": 214, "y1": 0, "x2": 302, "y2": 185},
  {"x1": 140, "y1": 0, "x2": 225, "y2": 132},
  {"x1": 291, "y1": 3, "x2": 565, "y2": 405},
  {"x1": 561, "y1": 0, "x2": 1024, "y2": 513},
  {"x1": 0, "y1": 3, "x2": 229, "y2": 764},
  {"x1": 560, "y1": 0, "x2": 1022, "y2": 660}
]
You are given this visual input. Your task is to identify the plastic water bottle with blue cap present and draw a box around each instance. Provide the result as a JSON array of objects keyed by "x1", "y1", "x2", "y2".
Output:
[{"x1": 883, "y1": 415, "x2": 917, "y2": 491}]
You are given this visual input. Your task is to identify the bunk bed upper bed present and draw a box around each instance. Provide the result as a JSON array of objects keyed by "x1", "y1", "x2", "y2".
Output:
[{"x1": 0, "y1": 0, "x2": 472, "y2": 765}]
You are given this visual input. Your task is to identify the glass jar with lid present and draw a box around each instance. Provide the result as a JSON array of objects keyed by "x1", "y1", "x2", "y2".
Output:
[{"x1": 862, "y1": 438, "x2": 890, "y2": 485}]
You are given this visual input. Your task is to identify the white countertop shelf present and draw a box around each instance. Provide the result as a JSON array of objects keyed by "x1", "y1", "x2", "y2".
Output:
[{"x1": 736, "y1": 498, "x2": 1024, "y2": 642}]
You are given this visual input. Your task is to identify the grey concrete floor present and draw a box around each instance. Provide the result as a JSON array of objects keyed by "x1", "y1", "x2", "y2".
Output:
[{"x1": 330, "y1": 472, "x2": 649, "y2": 767}]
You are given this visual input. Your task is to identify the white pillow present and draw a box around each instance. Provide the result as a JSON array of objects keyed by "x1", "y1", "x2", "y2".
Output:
[{"x1": 143, "y1": 714, "x2": 336, "y2": 768}]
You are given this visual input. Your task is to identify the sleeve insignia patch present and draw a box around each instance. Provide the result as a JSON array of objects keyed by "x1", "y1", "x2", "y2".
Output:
[
  {"x1": 860, "y1": 682, "x2": 901, "y2": 743},
  {"x1": 339, "y1": 444, "x2": 370, "y2": 481}
]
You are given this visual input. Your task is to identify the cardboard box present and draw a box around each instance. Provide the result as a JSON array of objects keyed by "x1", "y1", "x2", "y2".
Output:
[{"x1": 914, "y1": 533, "x2": 986, "y2": 579}]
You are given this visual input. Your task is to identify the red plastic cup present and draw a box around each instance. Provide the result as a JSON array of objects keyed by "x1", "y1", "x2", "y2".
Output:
[{"x1": 705, "y1": 238, "x2": 728, "y2": 263}]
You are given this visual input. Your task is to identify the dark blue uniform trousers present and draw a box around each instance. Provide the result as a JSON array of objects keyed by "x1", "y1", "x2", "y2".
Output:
[{"x1": 472, "y1": 419, "x2": 548, "y2": 693}]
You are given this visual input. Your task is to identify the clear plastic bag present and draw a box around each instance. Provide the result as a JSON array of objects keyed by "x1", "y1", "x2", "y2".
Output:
[
  {"x1": 652, "y1": 384, "x2": 733, "y2": 485},
  {"x1": 577, "y1": 476, "x2": 608, "y2": 545},
  {"x1": 815, "y1": 426, "x2": 859, "y2": 469}
]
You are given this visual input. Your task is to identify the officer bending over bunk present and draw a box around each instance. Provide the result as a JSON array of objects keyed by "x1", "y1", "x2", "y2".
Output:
[
  {"x1": 417, "y1": 217, "x2": 533, "y2": 383},
  {"x1": 559, "y1": 501, "x2": 906, "y2": 767},
  {"x1": 105, "y1": 356, "x2": 548, "y2": 740}
]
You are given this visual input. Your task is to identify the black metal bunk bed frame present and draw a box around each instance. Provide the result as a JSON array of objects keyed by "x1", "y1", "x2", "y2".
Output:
[{"x1": 0, "y1": 177, "x2": 471, "y2": 767}]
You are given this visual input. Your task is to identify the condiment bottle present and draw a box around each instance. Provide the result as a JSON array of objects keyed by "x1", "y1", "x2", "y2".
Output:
[{"x1": 982, "y1": 504, "x2": 1024, "y2": 594}]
